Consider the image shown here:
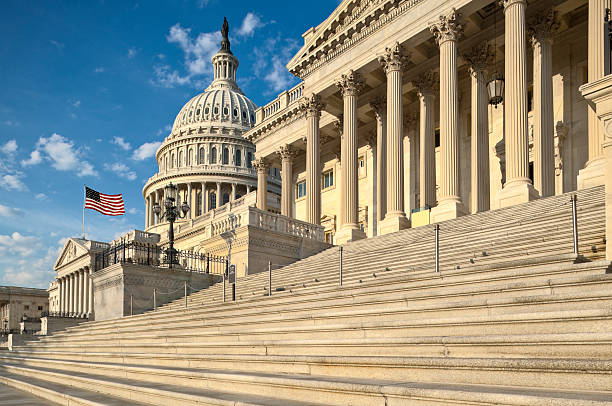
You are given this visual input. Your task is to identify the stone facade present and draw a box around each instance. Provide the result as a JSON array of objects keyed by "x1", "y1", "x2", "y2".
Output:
[{"x1": 0, "y1": 287, "x2": 48, "y2": 332}]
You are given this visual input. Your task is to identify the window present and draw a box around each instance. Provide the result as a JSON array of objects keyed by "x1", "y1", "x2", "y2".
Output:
[
  {"x1": 223, "y1": 193, "x2": 230, "y2": 204},
  {"x1": 222, "y1": 147, "x2": 229, "y2": 165},
  {"x1": 296, "y1": 181, "x2": 306, "y2": 198},
  {"x1": 250, "y1": 114, "x2": 255, "y2": 122},
  {"x1": 242, "y1": 111, "x2": 247, "y2": 119},
  {"x1": 358, "y1": 157, "x2": 366, "y2": 177},
  {"x1": 322, "y1": 169, "x2": 334, "y2": 189},
  {"x1": 199, "y1": 148, "x2": 205, "y2": 164},
  {"x1": 529, "y1": 161, "x2": 534, "y2": 183},
  {"x1": 178, "y1": 151, "x2": 183, "y2": 167},
  {"x1": 37, "y1": 306, "x2": 43, "y2": 311},
  {"x1": 210, "y1": 147, "x2": 217, "y2": 164},
  {"x1": 24, "y1": 305, "x2": 29, "y2": 310},
  {"x1": 195, "y1": 191, "x2": 202, "y2": 216},
  {"x1": 171, "y1": 153, "x2": 175, "y2": 168},
  {"x1": 214, "y1": 106, "x2": 219, "y2": 115},
  {"x1": 223, "y1": 107, "x2": 229, "y2": 116},
  {"x1": 209, "y1": 193, "x2": 217, "y2": 209},
  {"x1": 205, "y1": 107, "x2": 210, "y2": 115},
  {"x1": 246, "y1": 152, "x2": 253, "y2": 168},
  {"x1": 434, "y1": 128, "x2": 440, "y2": 148},
  {"x1": 324, "y1": 231, "x2": 334, "y2": 244},
  {"x1": 233, "y1": 108, "x2": 238, "y2": 117},
  {"x1": 235, "y1": 149, "x2": 242, "y2": 166},
  {"x1": 196, "y1": 108, "x2": 200, "y2": 115},
  {"x1": 527, "y1": 85, "x2": 534, "y2": 112}
]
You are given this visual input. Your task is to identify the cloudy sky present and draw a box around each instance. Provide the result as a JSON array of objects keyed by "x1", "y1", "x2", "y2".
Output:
[{"x1": 0, "y1": 0, "x2": 338, "y2": 288}]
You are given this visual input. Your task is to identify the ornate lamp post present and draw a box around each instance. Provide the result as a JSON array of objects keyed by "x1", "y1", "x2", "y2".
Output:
[{"x1": 152, "y1": 183, "x2": 189, "y2": 268}]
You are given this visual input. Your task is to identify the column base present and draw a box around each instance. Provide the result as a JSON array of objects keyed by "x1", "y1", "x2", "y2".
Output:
[
  {"x1": 494, "y1": 181, "x2": 539, "y2": 209},
  {"x1": 379, "y1": 213, "x2": 410, "y2": 235},
  {"x1": 577, "y1": 157, "x2": 606, "y2": 190},
  {"x1": 430, "y1": 199, "x2": 467, "y2": 223},
  {"x1": 335, "y1": 225, "x2": 366, "y2": 245}
]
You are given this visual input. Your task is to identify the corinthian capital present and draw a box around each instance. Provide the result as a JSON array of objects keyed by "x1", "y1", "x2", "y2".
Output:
[
  {"x1": 462, "y1": 42, "x2": 494, "y2": 73},
  {"x1": 412, "y1": 71, "x2": 439, "y2": 96},
  {"x1": 333, "y1": 114, "x2": 343, "y2": 136},
  {"x1": 528, "y1": 9, "x2": 560, "y2": 45},
  {"x1": 300, "y1": 93, "x2": 324, "y2": 118},
  {"x1": 277, "y1": 144, "x2": 297, "y2": 161},
  {"x1": 335, "y1": 70, "x2": 364, "y2": 97},
  {"x1": 430, "y1": 8, "x2": 464, "y2": 45},
  {"x1": 253, "y1": 157, "x2": 270, "y2": 173},
  {"x1": 370, "y1": 96, "x2": 386, "y2": 120},
  {"x1": 378, "y1": 42, "x2": 410, "y2": 73},
  {"x1": 499, "y1": 0, "x2": 526, "y2": 10}
]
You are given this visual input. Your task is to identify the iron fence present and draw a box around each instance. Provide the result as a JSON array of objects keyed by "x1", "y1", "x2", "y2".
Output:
[{"x1": 93, "y1": 241, "x2": 228, "y2": 275}]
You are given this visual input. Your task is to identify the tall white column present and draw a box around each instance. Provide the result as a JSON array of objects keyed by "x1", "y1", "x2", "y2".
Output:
[
  {"x1": 278, "y1": 145, "x2": 297, "y2": 217},
  {"x1": 187, "y1": 183, "x2": 192, "y2": 218},
  {"x1": 82, "y1": 269, "x2": 89, "y2": 315},
  {"x1": 216, "y1": 182, "x2": 222, "y2": 208},
  {"x1": 414, "y1": 72, "x2": 437, "y2": 209},
  {"x1": 61, "y1": 277, "x2": 66, "y2": 315},
  {"x1": 254, "y1": 158, "x2": 270, "y2": 211},
  {"x1": 145, "y1": 196, "x2": 150, "y2": 228},
  {"x1": 495, "y1": 0, "x2": 539, "y2": 208},
  {"x1": 77, "y1": 270, "x2": 83, "y2": 316},
  {"x1": 88, "y1": 268, "x2": 94, "y2": 316},
  {"x1": 58, "y1": 278, "x2": 64, "y2": 315},
  {"x1": 578, "y1": 0, "x2": 607, "y2": 188},
  {"x1": 378, "y1": 42, "x2": 410, "y2": 234},
  {"x1": 231, "y1": 183, "x2": 237, "y2": 201},
  {"x1": 200, "y1": 182, "x2": 207, "y2": 215},
  {"x1": 530, "y1": 10, "x2": 559, "y2": 198},
  {"x1": 301, "y1": 93, "x2": 324, "y2": 225},
  {"x1": 335, "y1": 70, "x2": 367, "y2": 243},
  {"x1": 371, "y1": 99, "x2": 387, "y2": 222},
  {"x1": 430, "y1": 8, "x2": 467, "y2": 222},
  {"x1": 68, "y1": 273, "x2": 74, "y2": 315},
  {"x1": 464, "y1": 43, "x2": 492, "y2": 213}
]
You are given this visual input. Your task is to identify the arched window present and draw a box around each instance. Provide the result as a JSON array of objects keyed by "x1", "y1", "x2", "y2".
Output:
[
  {"x1": 222, "y1": 147, "x2": 229, "y2": 165},
  {"x1": 188, "y1": 148, "x2": 193, "y2": 166},
  {"x1": 171, "y1": 153, "x2": 175, "y2": 169},
  {"x1": 178, "y1": 151, "x2": 183, "y2": 167},
  {"x1": 210, "y1": 147, "x2": 217, "y2": 164},
  {"x1": 164, "y1": 156, "x2": 168, "y2": 171},
  {"x1": 222, "y1": 193, "x2": 230, "y2": 205},
  {"x1": 246, "y1": 151, "x2": 253, "y2": 168},
  {"x1": 235, "y1": 149, "x2": 242, "y2": 167},
  {"x1": 209, "y1": 193, "x2": 217, "y2": 210},
  {"x1": 195, "y1": 191, "x2": 201, "y2": 216},
  {"x1": 199, "y1": 148, "x2": 205, "y2": 164}
]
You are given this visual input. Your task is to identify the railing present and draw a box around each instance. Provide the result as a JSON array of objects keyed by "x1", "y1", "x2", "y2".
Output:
[
  {"x1": 260, "y1": 82, "x2": 305, "y2": 121},
  {"x1": 93, "y1": 241, "x2": 228, "y2": 275}
]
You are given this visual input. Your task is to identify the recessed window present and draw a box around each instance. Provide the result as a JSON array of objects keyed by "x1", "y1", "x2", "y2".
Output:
[
  {"x1": 435, "y1": 128, "x2": 441, "y2": 148},
  {"x1": 358, "y1": 156, "x2": 366, "y2": 177},
  {"x1": 189, "y1": 110, "x2": 192, "y2": 116},
  {"x1": 24, "y1": 305, "x2": 29, "y2": 310},
  {"x1": 214, "y1": 106, "x2": 219, "y2": 115},
  {"x1": 296, "y1": 180, "x2": 306, "y2": 198},
  {"x1": 233, "y1": 108, "x2": 238, "y2": 117},
  {"x1": 250, "y1": 114, "x2": 255, "y2": 122},
  {"x1": 222, "y1": 147, "x2": 229, "y2": 165},
  {"x1": 242, "y1": 111, "x2": 247, "y2": 119},
  {"x1": 323, "y1": 169, "x2": 334, "y2": 189},
  {"x1": 246, "y1": 152, "x2": 253, "y2": 168},
  {"x1": 205, "y1": 107, "x2": 210, "y2": 115},
  {"x1": 196, "y1": 109, "x2": 201, "y2": 115},
  {"x1": 222, "y1": 193, "x2": 230, "y2": 204},
  {"x1": 37, "y1": 306, "x2": 43, "y2": 311},
  {"x1": 223, "y1": 107, "x2": 229, "y2": 116},
  {"x1": 235, "y1": 149, "x2": 242, "y2": 166}
]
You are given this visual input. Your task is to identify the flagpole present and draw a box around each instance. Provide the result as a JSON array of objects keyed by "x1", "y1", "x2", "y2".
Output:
[{"x1": 82, "y1": 184, "x2": 86, "y2": 239}]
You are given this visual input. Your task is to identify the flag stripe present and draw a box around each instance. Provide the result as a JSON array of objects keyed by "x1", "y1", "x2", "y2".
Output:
[{"x1": 84, "y1": 186, "x2": 125, "y2": 216}]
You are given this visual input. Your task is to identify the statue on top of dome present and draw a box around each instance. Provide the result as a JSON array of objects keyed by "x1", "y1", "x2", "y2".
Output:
[{"x1": 220, "y1": 17, "x2": 231, "y2": 52}]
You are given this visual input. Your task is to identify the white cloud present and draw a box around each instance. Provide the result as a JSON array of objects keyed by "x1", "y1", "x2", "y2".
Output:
[
  {"x1": 0, "y1": 174, "x2": 27, "y2": 191},
  {"x1": 111, "y1": 136, "x2": 131, "y2": 151},
  {"x1": 3, "y1": 120, "x2": 20, "y2": 127},
  {"x1": 156, "y1": 124, "x2": 172, "y2": 136},
  {"x1": 22, "y1": 133, "x2": 98, "y2": 177},
  {"x1": 94, "y1": 67, "x2": 105, "y2": 73},
  {"x1": 237, "y1": 13, "x2": 263, "y2": 37},
  {"x1": 1, "y1": 140, "x2": 17, "y2": 155},
  {"x1": 104, "y1": 162, "x2": 137, "y2": 181},
  {"x1": 0, "y1": 204, "x2": 23, "y2": 217},
  {"x1": 72, "y1": 100, "x2": 81, "y2": 108},
  {"x1": 132, "y1": 141, "x2": 162, "y2": 161},
  {"x1": 0, "y1": 235, "x2": 61, "y2": 289},
  {"x1": 49, "y1": 40, "x2": 64, "y2": 49},
  {"x1": 35, "y1": 193, "x2": 47, "y2": 200},
  {"x1": 127, "y1": 207, "x2": 142, "y2": 215},
  {"x1": 0, "y1": 232, "x2": 42, "y2": 257},
  {"x1": 128, "y1": 47, "x2": 137, "y2": 58},
  {"x1": 195, "y1": 0, "x2": 209, "y2": 8},
  {"x1": 151, "y1": 24, "x2": 220, "y2": 88},
  {"x1": 253, "y1": 37, "x2": 300, "y2": 94}
]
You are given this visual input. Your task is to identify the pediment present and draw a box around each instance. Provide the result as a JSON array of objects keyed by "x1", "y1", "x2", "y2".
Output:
[{"x1": 54, "y1": 238, "x2": 89, "y2": 270}]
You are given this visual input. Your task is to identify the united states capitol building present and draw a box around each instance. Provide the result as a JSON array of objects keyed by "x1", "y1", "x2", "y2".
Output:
[{"x1": 4, "y1": 0, "x2": 612, "y2": 404}]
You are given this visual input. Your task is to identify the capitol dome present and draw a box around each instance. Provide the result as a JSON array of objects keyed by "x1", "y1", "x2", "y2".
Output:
[{"x1": 142, "y1": 18, "x2": 281, "y2": 235}]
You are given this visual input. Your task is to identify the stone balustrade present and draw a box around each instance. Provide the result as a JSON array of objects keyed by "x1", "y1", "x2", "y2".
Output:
[{"x1": 255, "y1": 82, "x2": 304, "y2": 123}]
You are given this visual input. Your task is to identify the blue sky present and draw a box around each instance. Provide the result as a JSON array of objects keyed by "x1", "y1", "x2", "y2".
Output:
[{"x1": 0, "y1": 0, "x2": 338, "y2": 288}]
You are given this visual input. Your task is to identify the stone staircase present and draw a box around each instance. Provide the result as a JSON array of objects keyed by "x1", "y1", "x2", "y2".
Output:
[{"x1": 0, "y1": 187, "x2": 611, "y2": 405}]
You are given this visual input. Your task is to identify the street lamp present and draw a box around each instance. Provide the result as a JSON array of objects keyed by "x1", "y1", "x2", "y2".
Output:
[{"x1": 152, "y1": 182, "x2": 189, "y2": 268}]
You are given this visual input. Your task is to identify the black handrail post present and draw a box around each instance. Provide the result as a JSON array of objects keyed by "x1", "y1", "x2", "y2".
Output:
[
  {"x1": 268, "y1": 261, "x2": 272, "y2": 296},
  {"x1": 571, "y1": 194, "x2": 579, "y2": 255},
  {"x1": 339, "y1": 246, "x2": 343, "y2": 286}
]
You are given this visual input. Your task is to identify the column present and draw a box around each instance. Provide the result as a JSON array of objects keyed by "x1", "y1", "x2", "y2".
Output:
[
  {"x1": 77, "y1": 269, "x2": 83, "y2": 316},
  {"x1": 216, "y1": 182, "x2": 222, "y2": 208},
  {"x1": 463, "y1": 43, "x2": 492, "y2": 212},
  {"x1": 414, "y1": 72, "x2": 437, "y2": 209},
  {"x1": 378, "y1": 42, "x2": 410, "y2": 234},
  {"x1": 301, "y1": 93, "x2": 324, "y2": 225},
  {"x1": 88, "y1": 268, "x2": 94, "y2": 317},
  {"x1": 68, "y1": 273, "x2": 74, "y2": 315},
  {"x1": 278, "y1": 144, "x2": 297, "y2": 217},
  {"x1": 145, "y1": 196, "x2": 150, "y2": 228},
  {"x1": 201, "y1": 182, "x2": 207, "y2": 214},
  {"x1": 231, "y1": 183, "x2": 237, "y2": 201},
  {"x1": 371, "y1": 99, "x2": 387, "y2": 223},
  {"x1": 82, "y1": 269, "x2": 89, "y2": 315},
  {"x1": 187, "y1": 183, "x2": 192, "y2": 218},
  {"x1": 254, "y1": 158, "x2": 270, "y2": 211},
  {"x1": 58, "y1": 278, "x2": 64, "y2": 315},
  {"x1": 333, "y1": 116, "x2": 344, "y2": 228},
  {"x1": 246, "y1": 185, "x2": 252, "y2": 194},
  {"x1": 73, "y1": 272, "x2": 78, "y2": 316},
  {"x1": 530, "y1": 10, "x2": 559, "y2": 198},
  {"x1": 430, "y1": 8, "x2": 467, "y2": 222},
  {"x1": 62, "y1": 277, "x2": 66, "y2": 315},
  {"x1": 578, "y1": 0, "x2": 607, "y2": 188},
  {"x1": 495, "y1": 0, "x2": 538, "y2": 208},
  {"x1": 335, "y1": 70, "x2": 367, "y2": 243}
]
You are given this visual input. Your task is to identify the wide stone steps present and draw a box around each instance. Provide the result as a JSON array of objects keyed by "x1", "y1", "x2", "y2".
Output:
[
  {"x1": 40, "y1": 257, "x2": 609, "y2": 340},
  {"x1": 0, "y1": 357, "x2": 611, "y2": 405}
]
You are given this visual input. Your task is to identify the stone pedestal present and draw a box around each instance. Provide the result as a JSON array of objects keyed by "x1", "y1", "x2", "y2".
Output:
[{"x1": 379, "y1": 215, "x2": 410, "y2": 235}]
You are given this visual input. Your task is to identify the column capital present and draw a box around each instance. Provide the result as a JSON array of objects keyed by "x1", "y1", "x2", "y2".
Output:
[
  {"x1": 430, "y1": 8, "x2": 464, "y2": 45},
  {"x1": 335, "y1": 69, "x2": 364, "y2": 97},
  {"x1": 366, "y1": 131, "x2": 377, "y2": 148},
  {"x1": 404, "y1": 112, "x2": 418, "y2": 132},
  {"x1": 462, "y1": 42, "x2": 494, "y2": 73},
  {"x1": 528, "y1": 9, "x2": 560, "y2": 46},
  {"x1": 370, "y1": 96, "x2": 387, "y2": 121},
  {"x1": 378, "y1": 42, "x2": 410, "y2": 73},
  {"x1": 253, "y1": 157, "x2": 271, "y2": 173},
  {"x1": 277, "y1": 144, "x2": 298, "y2": 161},
  {"x1": 333, "y1": 114, "x2": 343, "y2": 137},
  {"x1": 499, "y1": 0, "x2": 526, "y2": 11},
  {"x1": 300, "y1": 93, "x2": 324, "y2": 118},
  {"x1": 412, "y1": 71, "x2": 438, "y2": 97}
]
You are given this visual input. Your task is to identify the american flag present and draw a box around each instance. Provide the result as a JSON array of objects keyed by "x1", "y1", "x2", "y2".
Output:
[{"x1": 84, "y1": 186, "x2": 125, "y2": 216}]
